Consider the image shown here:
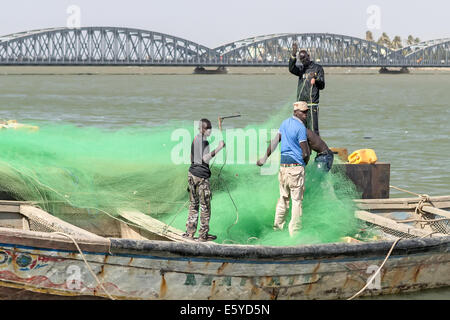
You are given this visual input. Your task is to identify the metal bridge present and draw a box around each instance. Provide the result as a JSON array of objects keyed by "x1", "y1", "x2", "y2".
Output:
[{"x1": 0, "y1": 27, "x2": 448, "y2": 67}]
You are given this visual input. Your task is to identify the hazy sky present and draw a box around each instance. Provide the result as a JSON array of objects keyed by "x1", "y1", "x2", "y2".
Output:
[{"x1": 0, "y1": 0, "x2": 448, "y2": 48}]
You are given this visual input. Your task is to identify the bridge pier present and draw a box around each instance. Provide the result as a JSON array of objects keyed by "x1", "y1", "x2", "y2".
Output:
[{"x1": 193, "y1": 66, "x2": 228, "y2": 74}]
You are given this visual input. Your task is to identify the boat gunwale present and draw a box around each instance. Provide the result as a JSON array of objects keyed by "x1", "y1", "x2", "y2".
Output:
[
  {"x1": 0, "y1": 226, "x2": 448, "y2": 261},
  {"x1": 109, "y1": 236, "x2": 450, "y2": 260}
]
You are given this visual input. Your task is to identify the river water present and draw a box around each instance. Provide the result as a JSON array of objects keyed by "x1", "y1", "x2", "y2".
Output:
[{"x1": 0, "y1": 68, "x2": 449, "y2": 299}]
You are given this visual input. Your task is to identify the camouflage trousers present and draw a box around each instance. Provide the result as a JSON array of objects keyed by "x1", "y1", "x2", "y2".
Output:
[{"x1": 185, "y1": 172, "x2": 211, "y2": 238}]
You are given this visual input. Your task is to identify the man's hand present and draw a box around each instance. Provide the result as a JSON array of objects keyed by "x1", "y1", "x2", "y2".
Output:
[
  {"x1": 256, "y1": 157, "x2": 266, "y2": 167},
  {"x1": 291, "y1": 43, "x2": 298, "y2": 57},
  {"x1": 218, "y1": 140, "x2": 226, "y2": 149},
  {"x1": 309, "y1": 72, "x2": 316, "y2": 85}
]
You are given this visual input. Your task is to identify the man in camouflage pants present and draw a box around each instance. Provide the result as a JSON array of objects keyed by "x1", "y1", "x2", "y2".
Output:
[{"x1": 183, "y1": 119, "x2": 225, "y2": 242}]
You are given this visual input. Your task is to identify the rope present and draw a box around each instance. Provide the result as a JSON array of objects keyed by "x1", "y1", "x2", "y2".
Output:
[
  {"x1": 346, "y1": 227, "x2": 440, "y2": 300},
  {"x1": 309, "y1": 85, "x2": 315, "y2": 133},
  {"x1": 389, "y1": 185, "x2": 432, "y2": 219},
  {"x1": 162, "y1": 200, "x2": 189, "y2": 234},
  {"x1": 298, "y1": 76, "x2": 307, "y2": 102},
  {"x1": 210, "y1": 144, "x2": 240, "y2": 243},
  {"x1": 52, "y1": 232, "x2": 115, "y2": 300},
  {"x1": 347, "y1": 238, "x2": 401, "y2": 300},
  {"x1": 247, "y1": 237, "x2": 259, "y2": 244},
  {"x1": 217, "y1": 147, "x2": 239, "y2": 237},
  {"x1": 389, "y1": 185, "x2": 424, "y2": 197}
]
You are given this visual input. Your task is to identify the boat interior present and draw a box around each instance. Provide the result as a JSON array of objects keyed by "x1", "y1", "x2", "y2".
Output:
[{"x1": 1, "y1": 196, "x2": 449, "y2": 244}]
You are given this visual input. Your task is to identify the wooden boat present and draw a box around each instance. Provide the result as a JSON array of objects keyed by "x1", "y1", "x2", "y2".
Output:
[
  {"x1": 193, "y1": 66, "x2": 228, "y2": 74},
  {"x1": 379, "y1": 67, "x2": 410, "y2": 74},
  {"x1": 0, "y1": 196, "x2": 449, "y2": 300}
]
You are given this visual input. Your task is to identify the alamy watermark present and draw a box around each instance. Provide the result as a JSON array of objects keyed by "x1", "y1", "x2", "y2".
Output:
[
  {"x1": 170, "y1": 121, "x2": 280, "y2": 176},
  {"x1": 66, "y1": 5, "x2": 81, "y2": 29},
  {"x1": 45, "y1": 264, "x2": 83, "y2": 290},
  {"x1": 366, "y1": 264, "x2": 382, "y2": 290},
  {"x1": 366, "y1": 5, "x2": 381, "y2": 31}
]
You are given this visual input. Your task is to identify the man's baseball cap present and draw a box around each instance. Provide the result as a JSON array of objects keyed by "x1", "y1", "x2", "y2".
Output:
[{"x1": 293, "y1": 101, "x2": 309, "y2": 111}]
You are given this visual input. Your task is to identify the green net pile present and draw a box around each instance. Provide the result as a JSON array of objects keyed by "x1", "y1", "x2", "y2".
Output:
[{"x1": 0, "y1": 102, "x2": 361, "y2": 245}]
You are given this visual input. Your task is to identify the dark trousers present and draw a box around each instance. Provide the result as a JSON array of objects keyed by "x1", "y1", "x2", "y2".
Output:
[{"x1": 306, "y1": 105, "x2": 320, "y2": 136}]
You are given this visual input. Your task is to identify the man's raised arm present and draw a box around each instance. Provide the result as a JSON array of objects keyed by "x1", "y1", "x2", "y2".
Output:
[
  {"x1": 288, "y1": 43, "x2": 303, "y2": 76},
  {"x1": 203, "y1": 141, "x2": 225, "y2": 163}
]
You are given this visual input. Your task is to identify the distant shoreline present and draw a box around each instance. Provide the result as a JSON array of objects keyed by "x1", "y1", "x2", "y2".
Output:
[{"x1": 0, "y1": 66, "x2": 449, "y2": 75}]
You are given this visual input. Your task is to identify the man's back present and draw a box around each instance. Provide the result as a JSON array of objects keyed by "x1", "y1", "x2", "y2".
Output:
[{"x1": 279, "y1": 117, "x2": 307, "y2": 165}]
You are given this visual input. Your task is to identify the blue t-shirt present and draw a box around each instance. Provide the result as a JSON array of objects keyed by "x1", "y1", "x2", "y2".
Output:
[{"x1": 279, "y1": 116, "x2": 307, "y2": 165}]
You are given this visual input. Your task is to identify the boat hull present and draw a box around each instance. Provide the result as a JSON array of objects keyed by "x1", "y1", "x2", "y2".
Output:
[{"x1": 0, "y1": 228, "x2": 449, "y2": 300}]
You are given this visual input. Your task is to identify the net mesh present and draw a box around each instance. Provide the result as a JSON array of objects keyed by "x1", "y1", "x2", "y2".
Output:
[
  {"x1": 29, "y1": 219, "x2": 59, "y2": 233},
  {"x1": 420, "y1": 212, "x2": 450, "y2": 234},
  {"x1": 370, "y1": 225, "x2": 418, "y2": 240},
  {"x1": 0, "y1": 101, "x2": 364, "y2": 245},
  {"x1": 428, "y1": 219, "x2": 450, "y2": 234}
]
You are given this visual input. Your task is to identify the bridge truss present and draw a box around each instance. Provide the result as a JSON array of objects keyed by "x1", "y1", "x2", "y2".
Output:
[
  {"x1": 0, "y1": 27, "x2": 217, "y2": 66},
  {"x1": 0, "y1": 27, "x2": 448, "y2": 67}
]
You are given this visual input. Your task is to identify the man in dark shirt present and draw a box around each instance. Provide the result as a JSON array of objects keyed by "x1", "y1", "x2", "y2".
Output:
[
  {"x1": 183, "y1": 118, "x2": 225, "y2": 242},
  {"x1": 289, "y1": 43, "x2": 325, "y2": 136}
]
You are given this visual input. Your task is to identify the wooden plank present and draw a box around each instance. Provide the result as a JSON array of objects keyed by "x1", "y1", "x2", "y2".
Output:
[
  {"x1": 22, "y1": 217, "x2": 30, "y2": 231},
  {"x1": 0, "y1": 227, "x2": 111, "y2": 253},
  {"x1": 0, "y1": 205, "x2": 20, "y2": 213},
  {"x1": 19, "y1": 205, "x2": 105, "y2": 241},
  {"x1": 421, "y1": 206, "x2": 450, "y2": 219},
  {"x1": 0, "y1": 200, "x2": 34, "y2": 205},
  {"x1": 355, "y1": 195, "x2": 450, "y2": 204},
  {"x1": 119, "y1": 221, "x2": 148, "y2": 240},
  {"x1": 355, "y1": 210, "x2": 446, "y2": 238},
  {"x1": 355, "y1": 202, "x2": 450, "y2": 210},
  {"x1": 118, "y1": 209, "x2": 198, "y2": 243},
  {"x1": 0, "y1": 212, "x2": 23, "y2": 229},
  {"x1": 57, "y1": 213, "x2": 122, "y2": 238},
  {"x1": 354, "y1": 196, "x2": 450, "y2": 210}
]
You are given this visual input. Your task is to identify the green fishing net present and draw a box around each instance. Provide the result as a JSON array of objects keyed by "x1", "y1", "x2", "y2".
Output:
[{"x1": 0, "y1": 102, "x2": 361, "y2": 245}]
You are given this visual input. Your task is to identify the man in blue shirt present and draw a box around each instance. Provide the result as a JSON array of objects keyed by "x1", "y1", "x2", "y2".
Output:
[{"x1": 257, "y1": 101, "x2": 310, "y2": 236}]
